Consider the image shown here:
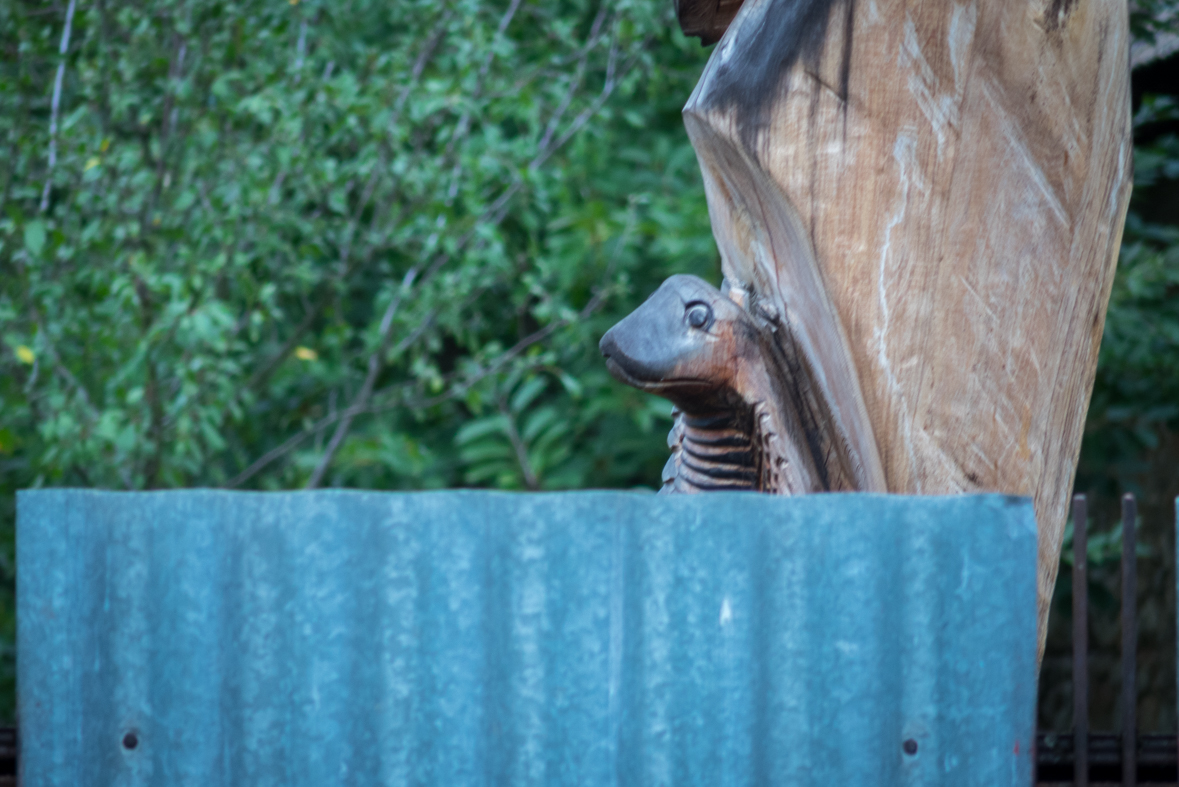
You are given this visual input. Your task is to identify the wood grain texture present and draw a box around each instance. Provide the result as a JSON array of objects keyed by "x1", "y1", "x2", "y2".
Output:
[{"x1": 683, "y1": 0, "x2": 1132, "y2": 657}]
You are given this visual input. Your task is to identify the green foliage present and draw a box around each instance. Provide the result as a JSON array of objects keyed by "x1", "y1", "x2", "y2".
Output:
[
  {"x1": 1131, "y1": 0, "x2": 1179, "y2": 45},
  {"x1": 0, "y1": 0, "x2": 725, "y2": 491},
  {"x1": 1059, "y1": 516, "x2": 1153, "y2": 570},
  {"x1": 1081, "y1": 81, "x2": 1179, "y2": 473},
  {"x1": 1, "y1": 0, "x2": 1178, "y2": 729},
  {"x1": 0, "y1": 0, "x2": 718, "y2": 721}
]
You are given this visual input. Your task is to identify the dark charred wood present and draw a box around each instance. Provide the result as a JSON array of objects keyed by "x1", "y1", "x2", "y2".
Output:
[{"x1": 674, "y1": 0, "x2": 746, "y2": 45}]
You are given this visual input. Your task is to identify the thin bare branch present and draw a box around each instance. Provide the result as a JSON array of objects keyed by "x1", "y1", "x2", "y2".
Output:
[
  {"x1": 443, "y1": 0, "x2": 523, "y2": 158},
  {"x1": 471, "y1": 36, "x2": 642, "y2": 234},
  {"x1": 422, "y1": 40, "x2": 645, "y2": 283},
  {"x1": 246, "y1": 292, "x2": 330, "y2": 391},
  {"x1": 249, "y1": 14, "x2": 451, "y2": 388},
  {"x1": 146, "y1": 37, "x2": 187, "y2": 225},
  {"x1": 228, "y1": 18, "x2": 644, "y2": 488},
  {"x1": 499, "y1": 395, "x2": 539, "y2": 490},
  {"x1": 39, "y1": 0, "x2": 78, "y2": 213},
  {"x1": 293, "y1": 18, "x2": 308, "y2": 79},
  {"x1": 529, "y1": 33, "x2": 629, "y2": 173},
  {"x1": 443, "y1": 0, "x2": 525, "y2": 201},
  {"x1": 337, "y1": 12, "x2": 451, "y2": 267},
  {"x1": 404, "y1": 278, "x2": 615, "y2": 410},
  {"x1": 536, "y1": 3, "x2": 610, "y2": 153},
  {"x1": 225, "y1": 422, "x2": 317, "y2": 489},
  {"x1": 224, "y1": 286, "x2": 603, "y2": 489},
  {"x1": 304, "y1": 267, "x2": 419, "y2": 488},
  {"x1": 397, "y1": 23, "x2": 642, "y2": 333}
]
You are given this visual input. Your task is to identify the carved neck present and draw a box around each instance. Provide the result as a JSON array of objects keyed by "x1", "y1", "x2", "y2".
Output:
[{"x1": 674, "y1": 409, "x2": 760, "y2": 492}]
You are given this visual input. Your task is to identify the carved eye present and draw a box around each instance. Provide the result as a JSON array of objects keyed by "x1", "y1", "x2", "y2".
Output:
[{"x1": 685, "y1": 302, "x2": 712, "y2": 330}]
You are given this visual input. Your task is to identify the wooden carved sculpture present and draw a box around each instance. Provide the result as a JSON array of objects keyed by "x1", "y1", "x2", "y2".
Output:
[
  {"x1": 603, "y1": 0, "x2": 1133, "y2": 657},
  {"x1": 600, "y1": 274, "x2": 885, "y2": 494}
]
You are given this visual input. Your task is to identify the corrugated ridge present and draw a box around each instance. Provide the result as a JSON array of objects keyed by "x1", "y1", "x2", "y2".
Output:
[{"x1": 18, "y1": 490, "x2": 1036, "y2": 787}]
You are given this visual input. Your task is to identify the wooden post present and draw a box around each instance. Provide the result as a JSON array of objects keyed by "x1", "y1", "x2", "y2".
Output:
[{"x1": 605, "y1": 0, "x2": 1133, "y2": 658}]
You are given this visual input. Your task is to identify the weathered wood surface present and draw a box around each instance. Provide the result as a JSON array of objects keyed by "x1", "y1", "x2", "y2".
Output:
[{"x1": 671, "y1": 0, "x2": 1132, "y2": 657}]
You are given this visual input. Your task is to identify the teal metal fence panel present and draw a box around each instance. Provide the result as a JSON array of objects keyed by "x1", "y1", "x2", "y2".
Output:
[{"x1": 18, "y1": 490, "x2": 1036, "y2": 786}]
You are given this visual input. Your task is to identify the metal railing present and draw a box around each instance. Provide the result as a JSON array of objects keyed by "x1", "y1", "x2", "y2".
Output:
[{"x1": 1036, "y1": 493, "x2": 1178, "y2": 785}]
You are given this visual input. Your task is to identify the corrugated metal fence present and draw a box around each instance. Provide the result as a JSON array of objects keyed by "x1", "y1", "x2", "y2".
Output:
[{"x1": 18, "y1": 490, "x2": 1037, "y2": 786}]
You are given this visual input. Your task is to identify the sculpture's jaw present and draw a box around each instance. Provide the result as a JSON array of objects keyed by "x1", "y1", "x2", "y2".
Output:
[
  {"x1": 601, "y1": 353, "x2": 716, "y2": 399},
  {"x1": 601, "y1": 354, "x2": 645, "y2": 388}
]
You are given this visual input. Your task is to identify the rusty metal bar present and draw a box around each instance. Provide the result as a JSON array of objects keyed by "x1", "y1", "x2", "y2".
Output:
[
  {"x1": 1122, "y1": 492, "x2": 1138, "y2": 787},
  {"x1": 1073, "y1": 493, "x2": 1088, "y2": 787}
]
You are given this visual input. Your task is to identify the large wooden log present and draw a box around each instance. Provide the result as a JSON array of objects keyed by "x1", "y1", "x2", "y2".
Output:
[{"x1": 608, "y1": 0, "x2": 1132, "y2": 657}]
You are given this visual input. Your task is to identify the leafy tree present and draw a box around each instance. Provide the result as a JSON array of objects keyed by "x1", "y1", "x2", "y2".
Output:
[{"x1": 0, "y1": 0, "x2": 717, "y2": 720}]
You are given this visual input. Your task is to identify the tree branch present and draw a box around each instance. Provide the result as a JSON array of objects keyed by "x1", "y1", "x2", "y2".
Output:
[
  {"x1": 223, "y1": 290, "x2": 598, "y2": 490},
  {"x1": 442, "y1": 0, "x2": 525, "y2": 200},
  {"x1": 293, "y1": 18, "x2": 308, "y2": 80},
  {"x1": 535, "y1": 3, "x2": 610, "y2": 153},
  {"x1": 246, "y1": 289, "x2": 331, "y2": 391},
  {"x1": 528, "y1": 33, "x2": 628, "y2": 173},
  {"x1": 473, "y1": 35, "x2": 642, "y2": 235},
  {"x1": 28, "y1": 308, "x2": 98, "y2": 420},
  {"x1": 304, "y1": 267, "x2": 418, "y2": 488},
  {"x1": 228, "y1": 18, "x2": 643, "y2": 489},
  {"x1": 247, "y1": 14, "x2": 452, "y2": 388},
  {"x1": 499, "y1": 394, "x2": 539, "y2": 490},
  {"x1": 293, "y1": 4, "x2": 605, "y2": 480},
  {"x1": 39, "y1": 0, "x2": 77, "y2": 213}
]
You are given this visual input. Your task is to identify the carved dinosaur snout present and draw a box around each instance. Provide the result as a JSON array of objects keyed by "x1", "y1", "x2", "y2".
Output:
[
  {"x1": 601, "y1": 273, "x2": 875, "y2": 496},
  {"x1": 598, "y1": 274, "x2": 757, "y2": 412}
]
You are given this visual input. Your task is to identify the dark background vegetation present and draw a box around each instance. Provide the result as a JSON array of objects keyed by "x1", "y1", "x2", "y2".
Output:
[
  {"x1": 1039, "y1": 18, "x2": 1179, "y2": 732},
  {"x1": 1, "y1": 0, "x2": 1176, "y2": 730}
]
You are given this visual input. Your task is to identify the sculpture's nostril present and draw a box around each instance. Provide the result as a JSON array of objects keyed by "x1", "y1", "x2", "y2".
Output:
[{"x1": 599, "y1": 331, "x2": 617, "y2": 358}]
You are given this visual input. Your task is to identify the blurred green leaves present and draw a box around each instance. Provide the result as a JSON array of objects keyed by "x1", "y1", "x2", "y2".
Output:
[
  {"x1": 0, "y1": 0, "x2": 718, "y2": 495},
  {"x1": 0, "y1": 0, "x2": 719, "y2": 720},
  {"x1": 1082, "y1": 74, "x2": 1179, "y2": 472}
]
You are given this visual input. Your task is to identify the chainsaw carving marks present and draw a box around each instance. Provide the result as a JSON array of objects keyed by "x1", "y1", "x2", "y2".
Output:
[
  {"x1": 676, "y1": 0, "x2": 888, "y2": 496},
  {"x1": 615, "y1": 0, "x2": 1132, "y2": 659},
  {"x1": 662, "y1": 409, "x2": 760, "y2": 493}
]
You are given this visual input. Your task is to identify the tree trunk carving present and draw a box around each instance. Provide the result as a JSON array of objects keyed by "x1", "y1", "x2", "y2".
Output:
[{"x1": 602, "y1": 0, "x2": 1133, "y2": 657}]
